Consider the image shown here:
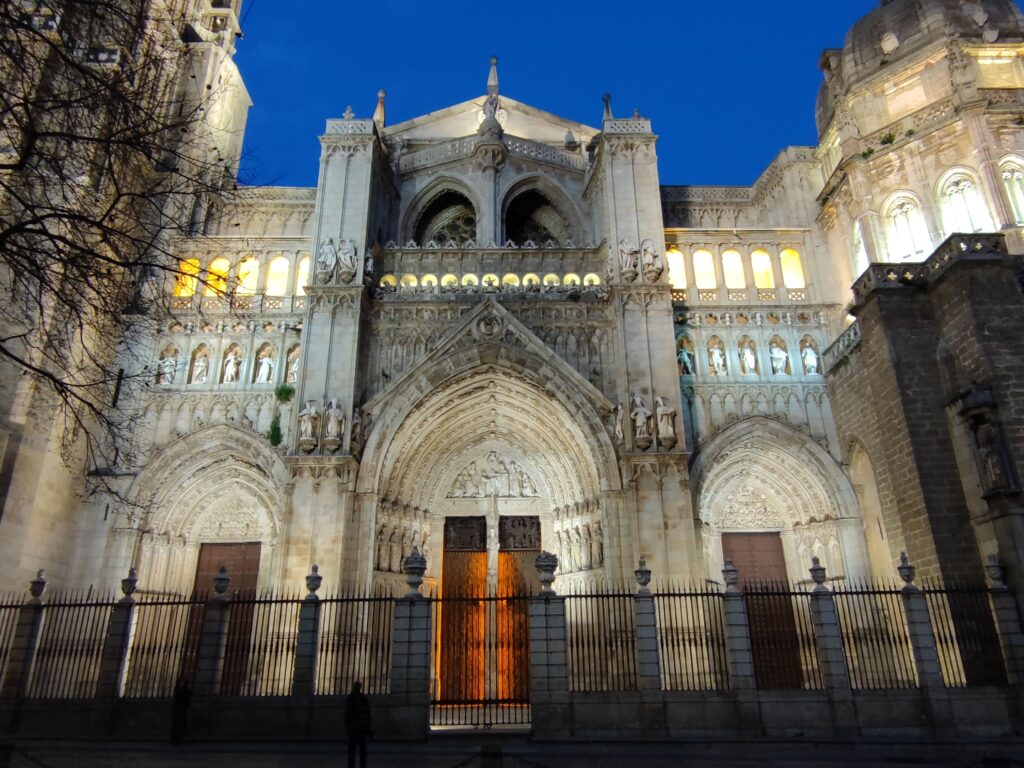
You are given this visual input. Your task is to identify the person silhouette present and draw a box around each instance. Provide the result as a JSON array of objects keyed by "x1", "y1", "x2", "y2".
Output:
[{"x1": 344, "y1": 680, "x2": 373, "y2": 768}]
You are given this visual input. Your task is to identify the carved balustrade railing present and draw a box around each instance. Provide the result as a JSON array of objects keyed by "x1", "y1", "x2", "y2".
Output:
[
  {"x1": 169, "y1": 293, "x2": 307, "y2": 314},
  {"x1": 823, "y1": 320, "x2": 861, "y2": 373}
]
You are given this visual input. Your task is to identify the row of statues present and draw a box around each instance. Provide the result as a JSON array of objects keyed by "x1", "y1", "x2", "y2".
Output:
[
  {"x1": 375, "y1": 523, "x2": 429, "y2": 574},
  {"x1": 614, "y1": 394, "x2": 676, "y2": 450},
  {"x1": 156, "y1": 346, "x2": 300, "y2": 386},
  {"x1": 553, "y1": 521, "x2": 603, "y2": 573},
  {"x1": 297, "y1": 399, "x2": 365, "y2": 451},
  {"x1": 316, "y1": 238, "x2": 362, "y2": 284},
  {"x1": 619, "y1": 238, "x2": 664, "y2": 283},
  {"x1": 678, "y1": 337, "x2": 820, "y2": 377},
  {"x1": 448, "y1": 451, "x2": 538, "y2": 498}
]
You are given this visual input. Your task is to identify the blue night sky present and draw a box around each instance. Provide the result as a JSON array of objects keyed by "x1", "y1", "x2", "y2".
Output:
[{"x1": 234, "y1": 1, "x2": 880, "y2": 189}]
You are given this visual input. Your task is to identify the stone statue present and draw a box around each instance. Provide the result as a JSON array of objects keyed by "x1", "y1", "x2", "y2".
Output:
[
  {"x1": 508, "y1": 461, "x2": 524, "y2": 496},
  {"x1": 363, "y1": 250, "x2": 374, "y2": 277},
  {"x1": 402, "y1": 528, "x2": 414, "y2": 560},
  {"x1": 591, "y1": 522, "x2": 603, "y2": 567},
  {"x1": 741, "y1": 343, "x2": 757, "y2": 375},
  {"x1": 709, "y1": 343, "x2": 726, "y2": 375},
  {"x1": 388, "y1": 530, "x2": 402, "y2": 573},
  {"x1": 655, "y1": 396, "x2": 676, "y2": 439},
  {"x1": 324, "y1": 399, "x2": 345, "y2": 440},
  {"x1": 157, "y1": 353, "x2": 177, "y2": 385},
  {"x1": 521, "y1": 473, "x2": 537, "y2": 497},
  {"x1": 640, "y1": 239, "x2": 663, "y2": 281},
  {"x1": 618, "y1": 238, "x2": 640, "y2": 279},
  {"x1": 222, "y1": 349, "x2": 240, "y2": 383},
  {"x1": 191, "y1": 353, "x2": 208, "y2": 384},
  {"x1": 337, "y1": 239, "x2": 357, "y2": 273},
  {"x1": 802, "y1": 344, "x2": 819, "y2": 375},
  {"x1": 317, "y1": 238, "x2": 338, "y2": 274},
  {"x1": 769, "y1": 343, "x2": 788, "y2": 375},
  {"x1": 975, "y1": 421, "x2": 1010, "y2": 491},
  {"x1": 631, "y1": 394, "x2": 652, "y2": 438},
  {"x1": 297, "y1": 400, "x2": 319, "y2": 440},
  {"x1": 287, "y1": 350, "x2": 300, "y2": 383},
  {"x1": 614, "y1": 403, "x2": 625, "y2": 442},
  {"x1": 580, "y1": 525, "x2": 592, "y2": 570},
  {"x1": 254, "y1": 353, "x2": 274, "y2": 384},
  {"x1": 375, "y1": 525, "x2": 388, "y2": 571},
  {"x1": 677, "y1": 344, "x2": 695, "y2": 375},
  {"x1": 350, "y1": 408, "x2": 363, "y2": 444},
  {"x1": 570, "y1": 529, "x2": 583, "y2": 572}
]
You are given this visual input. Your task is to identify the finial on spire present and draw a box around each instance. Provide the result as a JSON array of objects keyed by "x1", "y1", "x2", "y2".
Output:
[
  {"x1": 487, "y1": 56, "x2": 499, "y2": 96},
  {"x1": 373, "y1": 89, "x2": 386, "y2": 127},
  {"x1": 602, "y1": 93, "x2": 613, "y2": 120}
]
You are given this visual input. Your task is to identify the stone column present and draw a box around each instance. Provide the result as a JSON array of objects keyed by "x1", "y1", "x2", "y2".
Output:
[
  {"x1": 985, "y1": 555, "x2": 1024, "y2": 685},
  {"x1": 291, "y1": 565, "x2": 323, "y2": 696},
  {"x1": 387, "y1": 549, "x2": 430, "y2": 739},
  {"x1": 807, "y1": 558, "x2": 856, "y2": 734},
  {"x1": 0, "y1": 570, "x2": 47, "y2": 699},
  {"x1": 897, "y1": 553, "x2": 953, "y2": 728},
  {"x1": 193, "y1": 567, "x2": 232, "y2": 696},
  {"x1": 719, "y1": 561, "x2": 760, "y2": 734},
  {"x1": 529, "y1": 552, "x2": 569, "y2": 740},
  {"x1": 97, "y1": 568, "x2": 139, "y2": 698},
  {"x1": 633, "y1": 559, "x2": 661, "y2": 691}
]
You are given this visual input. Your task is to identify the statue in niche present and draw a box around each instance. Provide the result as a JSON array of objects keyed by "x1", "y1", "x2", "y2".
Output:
[
  {"x1": 677, "y1": 342, "x2": 695, "y2": 375},
  {"x1": 570, "y1": 529, "x2": 583, "y2": 572},
  {"x1": 554, "y1": 530, "x2": 565, "y2": 571},
  {"x1": 222, "y1": 348, "x2": 240, "y2": 383},
  {"x1": 508, "y1": 461, "x2": 525, "y2": 496},
  {"x1": 191, "y1": 353, "x2": 209, "y2": 384},
  {"x1": 655, "y1": 396, "x2": 677, "y2": 441},
  {"x1": 316, "y1": 238, "x2": 338, "y2": 275},
  {"x1": 618, "y1": 239, "x2": 640, "y2": 281},
  {"x1": 351, "y1": 408, "x2": 364, "y2": 444},
  {"x1": 324, "y1": 399, "x2": 345, "y2": 440},
  {"x1": 802, "y1": 343, "x2": 819, "y2": 375},
  {"x1": 709, "y1": 342, "x2": 726, "y2": 375},
  {"x1": 297, "y1": 401, "x2": 320, "y2": 441},
  {"x1": 741, "y1": 342, "x2": 757, "y2": 375},
  {"x1": 631, "y1": 394, "x2": 652, "y2": 438},
  {"x1": 769, "y1": 342, "x2": 788, "y2": 375},
  {"x1": 254, "y1": 351, "x2": 274, "y2": 384},
  {"x1": 337, "y1": 239, "x2": 357, "y2": 273},
  {"x1": 157, "y1": 352, "x2": 177, "y2": 385},
  {"x1": 640, "y1": 239, "x2": 663, "y2": 281},
  {"x1": 375, "y1": 525, "x2": 389, "y2": 571},
  {"x1": 402, "y1": 528, "x2": 414, "y2": 560},
  {"x1": 482, "y1": 450, "x2": 509, "y2": 496},
  {"x1": 591, "y1": 521, "x2": 604, "y2": 567},
  {"x1": 286, "y1": 349, "x2": 300, "y2": 383},
  {"x1": 580, "y1": 525, "x2": 592, "y2": 570},
  {"x1": 613, "y1": 403, "x2": 625, "y2": 443},
  {"x1": 388, "y1": 529, "x2": 402, "y2": 574},
  {"x1": 973, "y1": 420, "x2": 1014, "y2": 493}
]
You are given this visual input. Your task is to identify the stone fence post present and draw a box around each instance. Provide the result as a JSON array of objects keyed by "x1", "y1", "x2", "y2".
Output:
[
  {"x1": 193, "y1": 567, "x2": 232, "y2": 696},
  {"x1": 529, "y1": 552, "x2": 569, "y2": 740},
  {"x1": 985, "y1": 554, "x2": 1024, "y2": 685},
  {"x1": 898, "y1": 553, "x2": 953, "y2": 728},
  {"x1": 720, "y1": 561, "x2": 755, "y2": 690},
  {"x1": 0, "y1": 571, "x2": 47, "y2": 699},
  {"x1": 388, "y1": 548, "x2": 430, "y2": 739},
  {"x1": 633, "y1": 559, "x2": 661, "y2": 690},
  {"x1": 97, "y1": 568, "x2": 139, "y2": 698},
  {"x1": 807, "y1": 558, "x2": 852, "y2": 690},
  {"x1": 291, "y1": 565, "x2": 323, "y2": 696}
]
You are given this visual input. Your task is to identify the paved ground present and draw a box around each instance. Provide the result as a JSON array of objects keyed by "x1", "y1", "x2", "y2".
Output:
[{"x1": 4, "y1": 736, "x2": 1024, "y2": 768}]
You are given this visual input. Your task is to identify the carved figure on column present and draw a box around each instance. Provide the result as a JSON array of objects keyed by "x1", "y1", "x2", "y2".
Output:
[
  {"x1": 971, "y1": 418, "x2": 1018, "y2": 495},
  {"x1": 655, "y1": 396, "x2": 677, "y2": 449},
  {"x1": 388, "y1": 529, "x2": 403, "y2": 574},
  {"x1": 740, "y1": 340, "x2": 758, "y2": 375},
  {"x1": 591, "y1": 521, "x2": 604, "y2": 567},
  {"x1": 579, "y1": 525, "x2": 592, "y2": 570},
  {"x1": 222, "y1": 348, "x2": 241, "y2": 383},
  {"x1": 191, "y1": 352, "x2": 209, "y2": 384},
  {"x1": 286, "y1": 348, "x2": 300, "y2": 383},
  {"x1": 801, "y1": 341, "x2": 819, "y2": 375},
  {"x1": 631, "y1": 393, "x2": 653, "y2": 449},
  {"x1": 351, "y1": 408, "x2": 365, "y2": 446},
  {"x1": 336, "y1": 239, "x2": 358, "y2": 284},
  {"x1": 618, "y1": 239, "x2": 640, "y2": 282},
  {"x1": 570, "y1": 529, "x2": 583, "y2": 572},
  {"x1": 375, "y1": 525, "x2": 389, "y2": 571},
  {"x1": 316, "y1": 238, "x2": 338, "y2": 282},
  {"x1": 613, "y1": 403, "x2": 625, "y2": 443},
  {"x1": 323, "y1": 399, "x2": 345, "y2": 451},
  {"x1": 677, "y1": 340, "x2": 695, "y2": 375},
  {"x1": 769, "y1": 341, "x2": 789, "y2": 375},
  {"x1": 297, "y1": 400, "x2": 320, "y2": 451},
  {"x1": 157, "y1": 350, "x2": 178, "y2": 385},
  {"x1": 708, "y1": 340, "x2": 726, "y2": 375},
  {"x1": 254, "y1": 351, "x2": 275, "y2": 384},
  {"x1": 640, "y1": 239, "x2": 663, "y2": 282}
]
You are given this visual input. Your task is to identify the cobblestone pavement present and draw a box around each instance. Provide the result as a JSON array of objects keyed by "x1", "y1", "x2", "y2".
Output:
[{"x1": 4, "y1": 737, "x2": 1024, "y2": 768}]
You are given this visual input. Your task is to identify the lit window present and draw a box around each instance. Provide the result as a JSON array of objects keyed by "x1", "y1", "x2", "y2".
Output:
[
  {"x1": 461, "y1": 274, "x2": 479, "y2": 287},
  {"x1": 543, "y1": 273, "x2": 560, "y2": 287},
  {"x1": 751, "y1": 250, "x2": 775, "y2": 289},
  {"x1": 266, "y1": 256, "x2": 290, "y2": 296},
  {"x1": 563, "y1": 273, "x2": 580, "y2": 287},
  {"x1": 1002, "y1": 164, "x2": 1024, "y2": 225},
  {"x1": 379, "y1": 274, "x2": 397, "y2": 288},
  {"x1": 237, "y1": 257, "x2": 260, "y2": 294},
  {"x1": 400, "y1": 274, "x2": 418, "y2": 287},
  {"x1": 583, "y1": 273, "x2": 601, "y2": 286},
  {"x1": 502, "y1": 273, "x2": 520, "y2": 286},
  {"x1": 939, "y1": 173, "x2": 992, "y2": 235},
  {"x1": 522, "y1": 273, "x2": 540, "y2": 287},
  {"x1": 441, "y1": 274, "x2": 458, "y2": 288},
  {"x1": 886, "y1": 196, "x2": 930, "y2": 261},
  {"x1": 482, "y1": 273, "x2": 500, "y2": 288},
  {"x1": 205, "y1": 257, "x2": 230, "y2": 296},
  {"x1": 780, "y1": 249, "x2": 806, "y2": 289},
  {"x1": 174, "y1": 258, "x2": 200, "y2": 296},
  {"x1": 692, "y1": 250, "x2": 716, "y2": 289},
  {"x1": 666, "y1": 247, "x2": 686, "y2": 289},
  {"x1": 295, "y1": 256, "x2": 310, "y2": 295},
  {"x1": 422, "y1": 274, "x2": 438, "y2": 287},
  {"x1": 722, "y1": 249, "x2": 745, "y2": 289}
]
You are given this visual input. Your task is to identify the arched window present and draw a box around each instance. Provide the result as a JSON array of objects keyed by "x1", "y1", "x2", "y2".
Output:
[
  {"x1": 237, "y1": 257, "x2": 260, "y2": 294},
  {"x1": 441, "y1": 274, "x2": 458, "y2": 288},
  {"x1": 399, "y1": 273, "x2": 418, "y2": 288},
  {"x1": 379, "y1": 274, "x2": 397, "y2": 288},
  {"x1": 721, "y1": 249, "x2": 745, "y2": 289},
  {"x1": 583, "y1": 273, "x2": 601, "y2": 287},
  {"x1": 666, "y1": 247, "x2": 686, "y2": 289},
  {"x1": 266, "y1": 256, "x2": 290, "y2": 296},
  {"x1": 522, "y1": 273, "x2": 540, "y2": 288},
  {"x1": 416, "y1": 191, "x2": 477, "y2": 245},
  {"x1": 174, "y1": 258, "x2": 200, "y2": 296},
  {"x1": 885, "y1": 195, "x2": 930, "y2": 261},
  {"x1": 421, "y1": 274, "x2": 438, "y2": 288},
  {"x1": 205, "y1": 257, "x2": 230, "y2": 296},
  {"x1": 779, "y1": 249, "x2": 806, "y2": 289},
  {"x1": 563, "y1": 273, "x2": 580, "y2": 287},
  {"x1": 502, "y1": 273, "x2": 520, "y2": 287},
  {"x1": 504, "y1": 189, "x2": 571, "y2": 244},
  {"x1": 461, "y1": 274, "x2": 479, "y2": 287},
  {"x1": 295, "y1": 256, "x2": 310, "y2": 295},
  {"x1": 692, "y1": 250, "x2": 716, "y2": 289},
  {"x1": 1002, "y1": 162, "x2": 1024, "y2": 225},
  {"x1": 750, "y1": 249, "x2": 775, "y2": 289},
  {"x1": 938, "y1": 171, "x2": 992, "y2": 235},
  {"x1": 542, "y1": 273, "x2": 560, "y2": 287}
]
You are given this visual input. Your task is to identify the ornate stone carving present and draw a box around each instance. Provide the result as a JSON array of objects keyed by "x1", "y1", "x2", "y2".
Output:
[
  {"x1": 655, "y1": 396, "x2": 677, "y2": 449},
  {"x1": 716, "y1": 487, "x2": 785, "y2": 530},
  {"x1": 498, "y1": 516, "x2": 541, "y2": 550},
  {"x1": 316, "y1": 238, "x2": 338, "y2": 282},
  {"x1": 619, "y1": 238, "x2": 640, "y2": 282},
  {"x1": 448, "y1": 451, "x2": 538, "y2": 498},
  {"x1": 631, "y1": 393, "x2": 653, "y2": 449},
  {"x1": 640, "y1": 239, "x2": 663, "y2": 282},
  {"x1": 297, "y1": 401, "x2": 319, "y2": 452}
]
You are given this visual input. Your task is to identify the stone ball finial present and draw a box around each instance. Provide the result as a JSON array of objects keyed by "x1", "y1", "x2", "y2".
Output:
[
  {"x1": 634, "y1": 558, "x2": 652, "y2": 594},
  {"x1": 306, "y1": 564, "x2": 323, "y2": 599},
  {"x1": 29, "y1": 569, "x2": 47, "y2": 602},
  {"x1": 213, "y1": 566, "x2": 230, "y2": 597},
  {"x1": 535, "y1": 551, "x2": 559, "y2": 595},
  {"x1": 897, "y1": 551, "x2": 917, "y2": 590},
  {"x1": 121, "y1": 567, "x2": 139, "y2": 602},
  {"x1": 403, "y1": 547, "x2": 427, "y2": 597}
]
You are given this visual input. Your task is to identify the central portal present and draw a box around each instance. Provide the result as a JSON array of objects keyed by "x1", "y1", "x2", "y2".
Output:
[{"x1": 433, "y1": 515, "x2": 539, "y2": 726}]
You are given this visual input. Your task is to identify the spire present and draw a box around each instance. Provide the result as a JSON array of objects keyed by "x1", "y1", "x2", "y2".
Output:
[
  {"x1": 373, "y1": 89, "x2": 386, "y2": 127},
  {"x1": 602, "y1": 93, "x2": 613, "y2": 121},
  {"x1": 487, "y1": 56, "x2": 499, "y2": 96}
]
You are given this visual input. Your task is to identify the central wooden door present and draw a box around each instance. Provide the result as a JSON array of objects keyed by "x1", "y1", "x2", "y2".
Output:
[{"x1": 721, "y1": 532, "x2": 804, "y2": 689}]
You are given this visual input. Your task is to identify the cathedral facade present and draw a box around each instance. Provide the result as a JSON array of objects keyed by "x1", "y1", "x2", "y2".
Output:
[{"x1": 4, "y1": 0, "x2": 1024, "y2": 603}]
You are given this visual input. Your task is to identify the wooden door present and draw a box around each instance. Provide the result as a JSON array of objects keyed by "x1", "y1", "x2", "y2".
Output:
[
  {"x1": 438, "y1": 518, "x2": 487, "y2": 702},
  {"x1": 722, "y1": 532, "x2": 803, "y2": 689}
]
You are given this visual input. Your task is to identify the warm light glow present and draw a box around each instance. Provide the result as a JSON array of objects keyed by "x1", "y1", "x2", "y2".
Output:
[
  {"x1": 779, "y1": 249, "x2": 805, "y2": 289},
  {"x1": 886, "y1": 196, "x2": 930, "y2": 261},
  {"x1": 379, "y1": 273, "x2": 397, "y2": 288},
  {"x1": 543, "y1": 273, "x2": 560, "y2": 287},
  {"x1": 722, "y1": 249, "x2": 745, "y2": 289},
  {"x1": 266, "y1": 256, "x2": 290, "y2": 296},
  {"x1": 482, "y1": 273, "x2": 500, "y2": 288},
  {"x1": 939, "y1": 173, "x2": 992, "y2": 235},
  {"x1": 441, "y1": 273, "x2": 458, "y2": 287},
  {"x1": 295, "y1": 256, "x2": 310, "y2": 295},
  {"x1": 174, "y1": 258, "x2": 200, "y2": 297},
  {"x1": 400, "y1": 273, "x2": 418, "y2": 287},
  {"x1": 502, "y1": 273, "x2": 520, "y2": 286},
  {"x1": 237, "y1": 257, "x2": 259, "y2": 294},
  {"x1": 751, "y1": 250, "x2": 775, "y2": 289},
  {"x1": 666, "y1": 247, "x2": 686, "y2": 289},
  {"x1": 523, "y1": 273, "x2": 540, "y2": 287},
  {"x1": 461, "y1": 273, "x2": 479, "y2": 286},
  {"x1": 563, "y1": 272, "x2": 580, "y2": 287},
  {"x1": 693, "y1": 250, "x2": 716, "y2": 289},
  {"x1": 204, "y1": 257, "x2": 230, "y2": 296},
  {"x1": 1004, "y1": 163, "x2": 1024, "y2": 225},
  {"x1": 421, "y1": 273, "x2": 438, "y2": 287},
  {"x1": 583, "y1": 273, "x2": 601, "y2": 286}
]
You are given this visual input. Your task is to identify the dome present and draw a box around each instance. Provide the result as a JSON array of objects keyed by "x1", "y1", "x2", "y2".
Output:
[{"x1": 816, "y1": 0, "x2": 1024, "y2": 136}]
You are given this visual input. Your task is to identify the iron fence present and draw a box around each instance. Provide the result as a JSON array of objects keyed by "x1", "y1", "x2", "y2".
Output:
[
  {"x1": 923, "y1": 580, "x2": 1006, "y2": 688},
  {"x1": 743, "y1": 582, "x2": 824, "y2": 690},
  {"x1": 564, "y1": 587, "x2": 637, "y2": 692},
  {"x1": 832, "y1": 584, "x2": 917, "y2": 689},
  {"x1": 654, "y1": 587, "x2": 730, "y2": 691},
  {"x1": 25, "y1": 593, "x2": 113, "y2": 699},
  {"x1": 0, "y1": 593, "x2": 22, "y2": 693},
  {"x1": 316, "y1": 593, "x2": 394, "y2": 696}
]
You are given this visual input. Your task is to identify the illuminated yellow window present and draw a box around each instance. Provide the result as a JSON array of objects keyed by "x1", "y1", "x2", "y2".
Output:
[
  {"x1": 461, "y1": 274, "x2": 479, "y2": 287},
  {"x1": 563, "y1": 273, "x2": 580, "y2": 287},
  {"x1": 780, "y1": 249, "x2": 805, "y2": 289},
  {"x1": 583, "y1": 273, "x2": 601, "y2": 286},
  {"x1": 174, "y1": 258, "x2": 200, "y2": 297},
  {"x1": 482, "y1": 273, "x2": 500, "y2": 288},
  {"x1": 666, "y1": 247, "x2": 686, "y2": 289},
  {"x1": 295, "y1": 256, "x2": 310, "y2": 295},
  {"x1": 722, "y1": 249, "x2": 745, "y2": 289},
  {"x1": 522, "y1": 273, "x2": 540, "y2": 287},
  {"x1": 379, "y1": 274, "x2": 398, "y2": 288},
  {"x1": 543, "y1": 273, "x2": 560, "y2": 287},
  {"x1": 751, "y1": 250, "x2": 775, "y2": 289},
  {"x1": 502, "y1": 273, "x2": 520, "y2": 286},
  {"x1": 422, "y1": 274, "x2": 438, "y2": 287},
  {"x1": 204, "y1": 257, "x2": 230, "y2": 296},
  {"x1": 266, "y1": 256, "x2": 290, "y2": 296},
  {"x1": 441, "y1": 274, "x2": 458, "y2": 288},
  {"x1": 237, "y1": 257, "x2": 260, "y2": 294},
  {"x1": 400, "y1": 273, "x2": 418, "y2": 287},
  {"x1": 692, "y1": 250, "x2": 716, "y2": 289}
]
